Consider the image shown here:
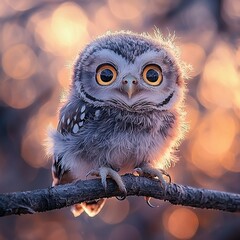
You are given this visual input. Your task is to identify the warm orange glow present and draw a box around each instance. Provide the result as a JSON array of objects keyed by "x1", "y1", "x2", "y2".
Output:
[
  {"x1": 21, "y1": 120, "x2": 48, "y2": 168},
  {"x1": 236, "y1": 46, "x2": 240, "y2": 64},
  {"x1": 190, "y1": 140, "x2": 225, "y2": 178},
  {"x1": 21, "y1": 105, "x2": 58, "y2": 168},
  {"x1": 189, "y1": 109, "x2": 237, "y2": 177},
  {"x1": 51, "y1": 3, "x2": 89, "y2": 51},
  {"x1": 2, "y1": 44, "x2": 37, "y2": 80},
  {"x1": 34, "y1": 3, "x2": 89, "y2": 57},
  {"x1": 185, "y1": 96, "x2": 200, "y2": 136},
  {"x1": 164, "y1": 207, "x2": 199, "y2": 239},
  {"x1": 89, "y1": 6, "x2": 118, "y2": 35},
  {"x1": 219, "y1": 151, "x2": 240, "y2": 172},
  {"x1": 0, "y1": 78, "x2": 38, "y2": 109},
  {"x1": 180, "y1": 43, "x2": 206, "y2": 76},
  {"x1": 1, "y1": 23, "x2": 26, "y2": 49},
  {"x1": 198, "y1": 110, "x2": 236, "y2": 155},
  {"x1": 57, "y1": 66, "x2": 72, "y2": 89},
  {"x1": 197, "y1": 42, "x2": 240, "y2": 109}
]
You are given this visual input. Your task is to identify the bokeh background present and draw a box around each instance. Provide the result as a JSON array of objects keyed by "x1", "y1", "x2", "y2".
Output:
[{"x1": 0, "y1": 0, "x2": 240, "y2": 239}]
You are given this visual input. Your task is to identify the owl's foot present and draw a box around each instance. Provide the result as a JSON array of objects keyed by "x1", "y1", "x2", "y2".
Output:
[
  {"x1": 133, "y1": 166, "x2": 171, "y2": 208},
  {"x1": 71, "y1": 199, "x2": 106, "y2": 217},
  {"x1": 86, "y1": 167, "x2": 127, "y2": 196},
  {"x1": 133, "y1": 166, "x2": 171, "y2": 189}
]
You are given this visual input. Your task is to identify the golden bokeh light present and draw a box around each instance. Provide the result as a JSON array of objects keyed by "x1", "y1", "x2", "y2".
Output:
[
  {"x1": 51, "y1": 3, "x2": 89, "y2": 51},
  {"x1": 89, "y1": 6, "x2": 119, "y2": 36},
  {"x1": 219, "y1": 151, "x2": 240, "y2": 173},
  {"x1": 57, "y1": 65, "x2": 72, "y2": 89},
  {"x1": 236, "y1": 46, "x2": 240, "y2": 64},
  {"x1": 190, "y1": 109, "x2": 238, "y2": 177},
  {"x1": 190, "y1": 140, "x2": 225, "y2": 178},
  {"x1": 180, "y1": 43, "x2": 206, "y2": 76},
  {"x1": 185, "y1": 96, "x2": 200, "y2": 136},
  {"x1": 197, "y1": 109, "x2": 236, "y2": 156},
  {"x1": 2, "y1": 44, "x2": 37, "y2": 80},
  {"x1": 0, "y1": 78, "x2": 38, "y2": 109},
  {"x1": 34, "y1": 2, "x2": 89, "y2": 58},
  {"x1": 197, "y1": 41, "x2": 240, "y2": 109},
  {"x1": 164, "y1": 207, "x2": 199, "y2": 239},
  {"x1": 21, "y1": 107, "x2": 57, "y2": 168},
  {"x1": 1, "y1": 23, "x2": 26, "y2": 50},
  {"x1": 21, "y1": 125, "x2": 48, "y2": 168}
]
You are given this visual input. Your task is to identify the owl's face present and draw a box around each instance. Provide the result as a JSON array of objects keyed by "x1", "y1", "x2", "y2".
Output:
[{"x1": 74, "y1": 32, "x2": 186, "y2": 112}]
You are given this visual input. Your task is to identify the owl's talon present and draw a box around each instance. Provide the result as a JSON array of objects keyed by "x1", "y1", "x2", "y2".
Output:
[
  {"x1": 86, "y1": 167, "x2": 127, "y2": 195},
  {"x1": 132, "y1": 168, "x2": 144, "y2": 176},
  {"x1": 133, "y1": 166, "x2": 170, "y2": 190},
  {"x1": 86, "y1": 170, "x2": 99, "y2": 179},
  {"x1": 145, "y1": 196, "x2": 158, "y2": 208},
  {"x1": 116, "y1": 196, "x2": 126, "y2": 201},
  {"x1": 159, "y1": 169, "x2": 171, "y2": 183}
]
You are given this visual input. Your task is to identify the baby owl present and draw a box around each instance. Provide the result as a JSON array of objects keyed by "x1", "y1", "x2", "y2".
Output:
[{"x1": 48, "y1": 30, "x2": 188, "y2": 217}]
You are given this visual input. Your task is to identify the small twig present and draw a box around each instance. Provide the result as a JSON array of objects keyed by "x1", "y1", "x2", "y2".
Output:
[{"x1": 0, "y1": 174, "x2": 239, "y2": 217}]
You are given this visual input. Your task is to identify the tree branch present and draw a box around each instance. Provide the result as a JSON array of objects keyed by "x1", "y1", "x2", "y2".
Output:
[{"x1": 0, "y1": 174, "x2": 239, "y2": 217}]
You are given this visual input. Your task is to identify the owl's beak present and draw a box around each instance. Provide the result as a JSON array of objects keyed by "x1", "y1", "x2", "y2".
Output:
[{"x1": 122, "y1": 75, "x2": 138, "y2": 99}]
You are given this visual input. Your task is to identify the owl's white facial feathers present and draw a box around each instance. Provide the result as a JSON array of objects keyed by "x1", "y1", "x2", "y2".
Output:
[{"x1": 75, "y1": 47, "x2": 182, "y2": 111}]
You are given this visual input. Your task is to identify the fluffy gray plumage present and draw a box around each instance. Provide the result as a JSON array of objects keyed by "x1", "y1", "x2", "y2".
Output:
[{"x1": 47, "y1": 30, "x2": 188, "y2": 217}]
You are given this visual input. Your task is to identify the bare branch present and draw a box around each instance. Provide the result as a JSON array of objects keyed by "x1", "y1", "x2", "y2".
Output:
[{"x1": 0, "y1": 174, "x2": 239, "y2": 217}]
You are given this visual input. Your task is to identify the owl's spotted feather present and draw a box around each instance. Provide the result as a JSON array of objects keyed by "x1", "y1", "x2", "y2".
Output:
[
  {"x1": 57, "y1": 100, "x2": 102, "y2": 135},
  {"x1": 47, "y1": 30, "x2": 188, "y2": 217}
]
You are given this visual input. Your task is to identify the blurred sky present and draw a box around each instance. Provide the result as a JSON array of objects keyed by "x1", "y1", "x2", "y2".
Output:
[{"x1": 0, "y1": 0, "x2": 240, "y2": 240}]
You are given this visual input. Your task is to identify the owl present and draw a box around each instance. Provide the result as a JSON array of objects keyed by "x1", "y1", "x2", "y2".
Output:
[{"x1": 47, "y1": 30, "x2": 188, "y2": 217}]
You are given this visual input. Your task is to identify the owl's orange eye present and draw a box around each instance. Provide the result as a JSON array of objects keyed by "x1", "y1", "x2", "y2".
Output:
[
  {"x1": 142, "y1": 64, "x2": 163, "y2": 86},
  {"x1": 96, "y1": 64, "x2": 117, "y2": 85}
]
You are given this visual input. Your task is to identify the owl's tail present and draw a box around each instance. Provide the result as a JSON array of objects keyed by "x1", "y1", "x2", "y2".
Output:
[{"x1": 71, "y1": 199, "x2": 106, "y2": 217}]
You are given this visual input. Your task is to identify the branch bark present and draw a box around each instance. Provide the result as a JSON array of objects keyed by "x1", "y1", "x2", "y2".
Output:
[{"x1": 0, "y1": 174, "x2": 239, "y2": 217}]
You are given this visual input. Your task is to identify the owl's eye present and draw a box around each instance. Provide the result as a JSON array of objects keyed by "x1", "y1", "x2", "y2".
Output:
[
  {"x1": 142, "y1": 64, "x2": 163, "y2": 86},
  {"x1": 96, "y1": 64, "x2": 117, "y2": 85}
]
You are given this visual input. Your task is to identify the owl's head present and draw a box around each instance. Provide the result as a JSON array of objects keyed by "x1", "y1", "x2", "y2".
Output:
[{"x1": 73, "y1": 30, "x2": 189, "y2": 112}]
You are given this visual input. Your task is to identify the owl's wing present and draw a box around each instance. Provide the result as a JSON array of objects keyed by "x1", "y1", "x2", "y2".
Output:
[
  {"x1": 52, "y1": 100, "x2": 106, "y2": 217},
  {"x1": 52, "y1": 100, "x2": 101, "y2": 185},
  {"x1": 52, "y1": 100, "x2": 90, "y2": 185},
  {"x1": 57, "y1": 101, "x2": 88, "y2": 135}
]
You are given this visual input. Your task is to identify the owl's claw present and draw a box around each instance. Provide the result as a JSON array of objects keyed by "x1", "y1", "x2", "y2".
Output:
[
  {"x1": 145, "y1": 196, "x2": 159, "y2": 208},
  {"x1": 86, "y1": 167, "x2": 127, "y2": 196},
  {"x1": 133, "y1": 166, "x2": 170, "y2": 208},
  {"x1": 133, "y1": 167, "x2": 144, "y2": 176},
  {"x1": 116, "y1": 195, "x2": 126, "y2": 201},
  {"x1": 133, "y1": 166, "x2": 171, "y2": 189}
]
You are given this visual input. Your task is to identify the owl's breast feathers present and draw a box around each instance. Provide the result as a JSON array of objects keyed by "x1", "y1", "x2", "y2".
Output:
[
  {"x1": 52, "y1": 98, "x2": 181, "y2": 182},
  {"x1": 57, "y1": 99, "x2": 176, "y2": 136}
]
